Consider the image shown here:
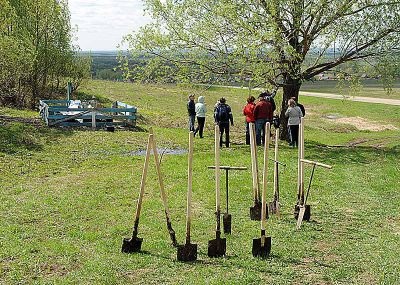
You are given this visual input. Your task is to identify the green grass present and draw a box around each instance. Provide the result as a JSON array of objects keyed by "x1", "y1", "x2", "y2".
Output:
[
  {"x1": 1, "y1": 80, "x2": 399, "y2": 284},
  {"x1": 301, "y1": 79, "x2": 400, "y2": 100}
]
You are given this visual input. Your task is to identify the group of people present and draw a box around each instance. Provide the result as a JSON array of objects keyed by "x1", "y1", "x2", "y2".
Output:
[
  {"x1": 187, "y1": 94, "x2": 234, "y2": 147},
  {"x1": 187, "y1": 91, "x2": 305, "y2": 148}
]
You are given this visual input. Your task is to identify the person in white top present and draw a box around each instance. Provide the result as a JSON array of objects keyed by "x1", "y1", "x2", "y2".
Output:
[
  {"x1": 285, "y1": 98, "x2": 303, "y2": 147},
  {"x1": 194, "y1": 96, "x2": 207, "y2": 138}
]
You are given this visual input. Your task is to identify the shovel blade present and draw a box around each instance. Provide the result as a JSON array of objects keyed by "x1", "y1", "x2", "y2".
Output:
[
  {"x1": 304, "y1": 205, "x2": 311, "y2": 221},
  {"x1": 207, "y1": 237, "x2": 226, "y2": 257},
  {"x1": 252, "y1": 236, "x2": 271, "y2": 258},
  {"x1": 121, "y1": 237, "x2": 143, "y2": 253},
  {"x1": 223, "y1": 213, "x2": 232, "y2": 234},
  {"x1": 250, "y1": 202, "x2": 268, "y2": 221},
  {"x1": 177, "y1": 243, "x2": 198, "y2": 262},
  {"x1": 268, "y1": 200, "x2": 279, "y2": 215}
]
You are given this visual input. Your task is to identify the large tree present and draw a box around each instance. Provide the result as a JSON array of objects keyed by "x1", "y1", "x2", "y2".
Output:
[{"x1": 125, "y1": 0, "x2": 400, "y2": 138}]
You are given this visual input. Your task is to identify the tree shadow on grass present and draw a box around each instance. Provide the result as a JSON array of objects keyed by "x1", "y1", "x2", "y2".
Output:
[
  {"x1": 0, "y1": 116, "x2": 74, "y2": 155},
  {"x1": 303, "y1": 140, "x2": 400, "y2": 166}
]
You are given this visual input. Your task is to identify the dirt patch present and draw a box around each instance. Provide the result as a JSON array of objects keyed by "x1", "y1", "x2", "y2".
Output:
[{"x1": 325, "y1": 116, "x2": 398, "y2": 131}]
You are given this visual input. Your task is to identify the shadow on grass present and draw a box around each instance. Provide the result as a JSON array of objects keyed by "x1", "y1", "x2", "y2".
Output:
[
  {"x1": 303, "y1": 140, "x2": 400, "y2": 165},
  {"x1": 0, "y1": 117, "x2": 74, "y2": 155}
]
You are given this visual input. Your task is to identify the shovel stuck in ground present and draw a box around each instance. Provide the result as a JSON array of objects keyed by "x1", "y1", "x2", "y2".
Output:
[
  {"x1": 208, "y1": 125, "x2": 226, "y2": 257},
  {"x1": 122, "y1": 134, "x2": 152, "y2": 253},
  {"x1": 177, "y1": 131, "x2": 197, "y2": 261},
  {"x1": 249, "y1": 123, "x2": 263, "y2": 220},
  {"x1": 269, "y1": 128, "x2": 285, "y2": 216},
  {"x1": 252, "y1": 123, "x2": 272, "y2": 258},
  {"x1": 296, "y1": 159, "x2": 332, "y2": 230},
  {"x1": 149, "y1": 128, "x2": 178, "y2": 247},
  {"x1": 294, "y1": 117, "x2": 305, "y2": 220}
]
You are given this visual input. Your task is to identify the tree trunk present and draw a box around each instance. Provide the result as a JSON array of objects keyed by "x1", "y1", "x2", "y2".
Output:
[{"x1": 279, "y1": 77, "x2": 302, "y2": 141}]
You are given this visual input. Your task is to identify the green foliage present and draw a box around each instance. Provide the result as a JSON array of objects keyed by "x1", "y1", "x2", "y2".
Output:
[{"x1": 0, "y1": 0, "x2": 91, "y2": 108}]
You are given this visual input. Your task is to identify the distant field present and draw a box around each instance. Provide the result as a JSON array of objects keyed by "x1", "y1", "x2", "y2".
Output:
[
  {"x1": 1, "y1": 80, "x2": 399, "y2": 284},
  {"x1": 301, "y1": 79, "x2": 400, "y2": 100}
]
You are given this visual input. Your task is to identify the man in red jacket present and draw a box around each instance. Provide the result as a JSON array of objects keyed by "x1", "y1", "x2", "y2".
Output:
[{"x1": 253, "y1": 93, "x2": 273, "y2": 145}]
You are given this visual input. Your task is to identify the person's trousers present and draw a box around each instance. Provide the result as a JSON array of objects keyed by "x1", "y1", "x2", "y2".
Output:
[
  {"x1": 219, "y1": 122, "x2": 230, "y2": 147},
  {"x1": 195, "y1": 117, "x2": 205, "y2": 138},
  {"x1": 189, "y1": 115, "x2": 195, "y2": 132},
  {"x1": 245, "y1": 122, "x2": 251, "y2": 145},
  {"x1": 255, "y1": 119, "x2": 268, "y2": 145},
  {"x1": 288, "y1": 124, "x2": 299, "y2": 147}
]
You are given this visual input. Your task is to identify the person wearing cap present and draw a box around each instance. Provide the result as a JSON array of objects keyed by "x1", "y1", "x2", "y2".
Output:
[
  {"x1": 253, "y1": 93, "x2": 274, "y2": 145},
  {"x1": 214, "y1": 97, "x2": 234, "y2": 147},
  {"x1": 187, "y1": 94, "x2": 196, "y2": 132}
]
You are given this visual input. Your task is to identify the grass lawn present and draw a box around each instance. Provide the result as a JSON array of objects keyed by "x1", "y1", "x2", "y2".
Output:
[
  {"x1": 301, "y1": 79, "x2": 400, "y2": 100},
  {"x1": 1, "y1": 80, "x2": 399, "y2": 284}
]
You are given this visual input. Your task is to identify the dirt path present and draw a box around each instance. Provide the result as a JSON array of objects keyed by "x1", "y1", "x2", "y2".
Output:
[
  {"x1": 212, "y1": 85, "x2": 400, "y2": 106},
  {"x1": 300, "y1": 91, "x2": 400, "y2": 105}
]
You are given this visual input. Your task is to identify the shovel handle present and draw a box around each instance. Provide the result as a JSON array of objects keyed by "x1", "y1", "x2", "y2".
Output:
[
  {"x1": 133, "y1": 134, "x2": 152, "y2": 234},
  {"x1": 185, "y1": 131, "x2": 194, "y2": 244},
  {"x1": 249, "y1": 123, "x2": 259, "y2": 201},
  {"x1": 149, "y1": 128, "x2": 172, "y2": 216},
  {"x1": 273, "y1": 128, "x2": 279, "y2": 198},
  {"x1": 261, "y1": 123, "x2": 270, "y2": 233},
  {"x1": 215, "y1": 125, "x2": 221, "y2": 213},
  {"x1": 149, "y1": 128, "x2": 177, "y2": 246},
  {"x1": 300, "y1": 159, "x2": 332, "y2": 169}
]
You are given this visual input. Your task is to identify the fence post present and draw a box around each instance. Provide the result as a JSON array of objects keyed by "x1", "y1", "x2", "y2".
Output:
[{"x1": 92, "y1": 111, "x2": 96, "y2": 129}]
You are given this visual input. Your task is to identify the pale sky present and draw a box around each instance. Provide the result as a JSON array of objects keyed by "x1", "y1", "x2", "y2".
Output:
[{"x1": 68, "y1": 0, "x2": 152, "y2": 51}]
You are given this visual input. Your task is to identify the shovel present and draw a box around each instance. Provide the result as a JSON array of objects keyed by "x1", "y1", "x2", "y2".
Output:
[
  {"x1": 149, "y1": 128, "x2": 178, "y2": 247},
  {"x1": 208, "y1": 125, "x2": 226, "y2": 257},
  {"x1": 252, "y1": 122, "x2": 271, "y2": 258},
  {"x1": 294, "y1": 117, "x2": 305, "y2": 219},
  {"x1": 249, "y1": 123, "x2": 262, "y2": 220},
  {"x1": 122, "y1": 134, "x2": 152, "y2": 253},
  {"x1": 177, "y1": 131, "x2": 197, "y2": 261},
  {"x1": 269, "y1": 128, "x2": 281, "y2": 216},
  {"x1": 223, "y1": 168, "x2": 232, "y2": 234},
  {"x1": 296, "y1": 159, "x2": 332, "y2": 229}
]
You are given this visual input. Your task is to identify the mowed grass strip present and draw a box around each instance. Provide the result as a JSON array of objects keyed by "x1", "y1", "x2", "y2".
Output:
[{"x1": 0, "y1": 80, "x2": 399, "y2": 284}]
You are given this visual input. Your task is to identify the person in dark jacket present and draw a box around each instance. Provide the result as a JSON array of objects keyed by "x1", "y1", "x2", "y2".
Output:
[
  {"x1": 187, "y1": 94, "x2": 196, "y2": 132},
  {"x1": 253, "y1": 93, "x2": 274, "y2": 145},
  {"x1": 215, "y1": 97, "x2": 234, "y2": 148}
]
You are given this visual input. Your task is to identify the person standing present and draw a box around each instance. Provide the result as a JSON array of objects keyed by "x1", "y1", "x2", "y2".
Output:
[
  {"x1": 242, "y1": 96, "x2": 256, "y2": 145},
  {"x1": 194, "y1": 96, "x2": 207, "y2": 138},
  {"x1": 187, "y1": 94, "x2": 196, "y2": 132},
  {"x1": 215, "y1": 97, "x2": 234, "y2": 147},
  {"x1": 285, "y1": 99, "x2": 303, "y2": 147},
  {"x1": 253, "y1": 93, "x2": 274, "y2": 145},
  {"x1": 291, "y1": 96, "x2": 305, "y2": 117}
]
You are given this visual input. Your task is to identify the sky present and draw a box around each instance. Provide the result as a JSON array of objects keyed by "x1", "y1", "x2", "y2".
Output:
[{"x1": 68, "y1": 0, "x2": 152, "y2": 51}]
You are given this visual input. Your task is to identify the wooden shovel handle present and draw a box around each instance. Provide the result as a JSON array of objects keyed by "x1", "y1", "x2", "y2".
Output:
[
  {"x1": 300, "y1": 159, "x2": 332, "y2": 169},
  {"x1": 261, "y1": 123, "x2": 270, "y2": 232},
  {"x1": 249, "y1": 123, "x2": 259, "y2": 201},
  {"x1": 149, "y1": 128, "x2": 172, "y2": 215},
  {"x1": 273, "y1": 128, "x2": 279, "y2": 198},
  {"x1": 133, "y1": 134, "x2": 152, "y2": 232},
  {"x1": 215, "y1": 125, "x2": 221, "y2": 212},
  {"x1": 185, "y1": 131, "x2": 194, "y2": 244}
]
